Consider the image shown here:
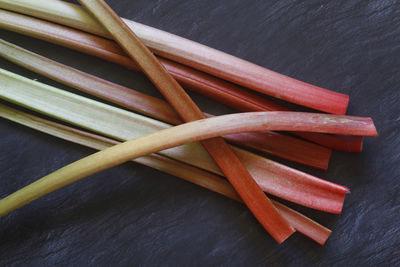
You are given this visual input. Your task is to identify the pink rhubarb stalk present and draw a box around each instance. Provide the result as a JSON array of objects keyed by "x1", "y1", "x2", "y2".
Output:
[
  {"x1": 0, "y1": 0, "x2": 349, "y2": 114},
  {"x1": 0, "y1": 10, "x2": 362, "y2": 152}
]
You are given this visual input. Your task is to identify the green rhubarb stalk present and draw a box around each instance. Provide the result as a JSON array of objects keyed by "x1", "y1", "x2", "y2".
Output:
[
  {"x1": 0, "y1": 39, "x2": 332, "y2": 169},
  {"x1": 1, "y1": 103, "x2": 331, "y2": 245},
  {"x1": 3, "y1": 104, "x2": 368, "y2": 240},
  {"x1": 4, "y1": 108, "x2": 344, "y2": 219},
  {"x1": 2, "y1": 68, "x2": 374, "y2": 214},
  {"x1": 0, "y1": 103, "x2": 240, "y2": 202}
]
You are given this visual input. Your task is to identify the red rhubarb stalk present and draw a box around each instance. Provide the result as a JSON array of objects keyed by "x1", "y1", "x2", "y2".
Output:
[
  {"x1": 294, "y1": 132, "x2": 364, "y2": 153},
  {"x1": 0, "y1": 10, "x2": 362, "y2": 151},
  {"x1": 0, "y1": 0, "x2": 349, "y2": 114},
  {"x1": 0, "y1": 39, "x2": 331, "y2": 169},
  {"x1": 224, "y1": 131, "x2": 331, "y2": 169},
  {"x1": 272, "y1": 201, "x2": 331, "y2": 245},
  {"x1": 161, "y1": 58, "x2": 286, "y2": 112},
  {"x1": 77, "y1": 0, "x2": 295, "y2": 243}
]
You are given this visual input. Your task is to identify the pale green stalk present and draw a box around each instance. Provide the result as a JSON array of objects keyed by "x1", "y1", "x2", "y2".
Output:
[
  {"x1": 0, "y1": 104, "x2": 331, "y2": 245},
  {"x1": 2, "y1": 68, "x2": 371, "y2": 213},
  {"x1": 0, "y1": 103, "x2": 240, "y2": 202},
  {"x1": 3, "y1": 107, "x2": 321, "y2": 217}
]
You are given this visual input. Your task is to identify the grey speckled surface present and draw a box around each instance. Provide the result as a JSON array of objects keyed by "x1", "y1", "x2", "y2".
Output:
[{"x1": 1, "y1": 0, "x2": 400, "y2": 265}]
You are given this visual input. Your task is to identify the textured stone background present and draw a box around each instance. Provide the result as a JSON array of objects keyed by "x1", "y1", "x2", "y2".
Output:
[{"x1": 1, "y1": 0, "x2": 399, "y2": 265}]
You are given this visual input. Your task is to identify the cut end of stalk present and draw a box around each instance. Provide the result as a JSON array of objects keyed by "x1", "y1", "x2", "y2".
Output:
[
  {"x1": 273, "y1": 201, "x2": 332, "y2": 245},
  {"x1": 333, "y1": 194, "x2": 345, "y2": 214},
  {"x1": 340, "y1": 135, "x2": 365, "y2": 152},
  {"x1": 359, "y1": 140, "x2": 363, "y2": 153},
  {"x1": 276, "y1": 229, "x2": 296, "y2": 245},
  {"x1": 338, "y1": 94, "x2": 350, "y2": 115}
]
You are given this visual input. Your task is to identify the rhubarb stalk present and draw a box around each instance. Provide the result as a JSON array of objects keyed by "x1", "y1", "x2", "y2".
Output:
[
  {"x1": 0, "y1": 103, "x2": 331, "y2": 245},
  {"x1": 77, "y1": 0, "x2": 294, "y2": 243},
  {"x1": 0, "y1": 0, "x2": 349, "y2": 114}
]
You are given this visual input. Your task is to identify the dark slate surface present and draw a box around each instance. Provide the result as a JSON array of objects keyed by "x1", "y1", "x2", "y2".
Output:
[{"x1": 1, "y1": 0, "x2": 399, "y2": 265}]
